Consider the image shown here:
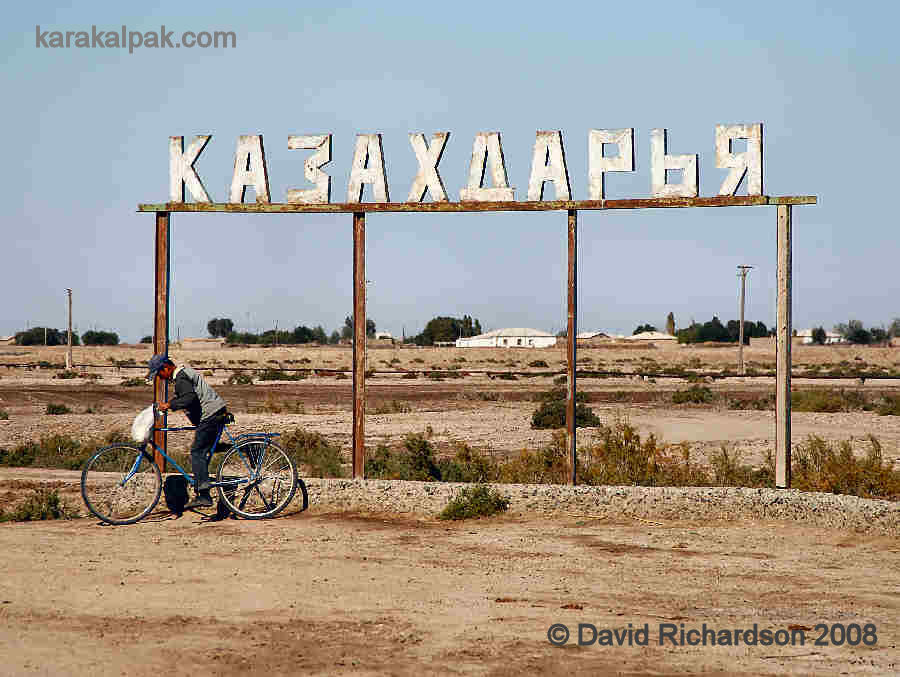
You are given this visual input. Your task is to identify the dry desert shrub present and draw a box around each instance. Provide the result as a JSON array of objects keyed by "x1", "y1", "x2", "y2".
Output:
[
  {"x1": 792, "y1": 435, "x2": 900, "y2": 500},
  {"x1": 0, "y1": 430, "x2": 128, "y2": 470},
  {"x1": 0, "y1": 489, "x2": 78, "y2": 522}
]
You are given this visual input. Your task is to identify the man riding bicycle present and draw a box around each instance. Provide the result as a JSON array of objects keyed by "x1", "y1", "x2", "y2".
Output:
[{"x1": 147, "y1": 354, "x2": 229, "y2": 510}]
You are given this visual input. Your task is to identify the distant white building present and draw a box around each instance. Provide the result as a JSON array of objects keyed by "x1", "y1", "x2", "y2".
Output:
[
  {"x1": 795, "y1": 329, "x2": 844, "y2": 345},
  {"x1": 626, "y1": 331, "x2": 677, "y2": 343},
  {"x1": 374, "y1": 331, "x2": 393, "y2": 340},
  {"x1": 456, "y1": 328, "x2": 557, "y2": 348}
]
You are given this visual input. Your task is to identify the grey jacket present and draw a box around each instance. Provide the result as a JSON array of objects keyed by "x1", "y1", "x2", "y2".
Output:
[{"x1": 168, "y1": 365, "x2": 227, "y2": 425}]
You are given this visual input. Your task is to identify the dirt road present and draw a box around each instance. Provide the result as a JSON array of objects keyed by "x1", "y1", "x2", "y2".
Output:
[{"x1": 1, "y1": 509, "x2": 898, "y2": 676}]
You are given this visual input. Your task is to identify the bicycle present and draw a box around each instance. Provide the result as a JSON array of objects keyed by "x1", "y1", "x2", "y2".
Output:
[{"x1": 81, "y1": 406, "x2": 307, "y2": 525}]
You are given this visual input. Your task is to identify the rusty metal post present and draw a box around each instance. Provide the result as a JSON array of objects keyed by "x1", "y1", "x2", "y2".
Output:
[
  {"x1": 566, "y1": 209, "x2": 578, "y2": 485},
  {"x1": 152, "y1": 212, "x2": 170, "y2": 473},
  {"x1": 352, "y1": 212, "x2": 366, "y2": 478},
  {"x1": 775, "y1": 205, "x2": 792, "y2": 488}
]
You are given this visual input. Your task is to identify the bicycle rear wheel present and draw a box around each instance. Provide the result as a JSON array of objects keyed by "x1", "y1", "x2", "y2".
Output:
[
  {"x1": 81, "y1": 444, "x2": 162, "y2": 525},
  {"x1": 216, "y1": 439, "x2": 297, "y2": 519}
]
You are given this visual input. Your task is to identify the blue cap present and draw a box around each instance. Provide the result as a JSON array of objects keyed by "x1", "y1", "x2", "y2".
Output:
[{"x1": 147, "y1": 354, "x2": 172, "y2": 379}]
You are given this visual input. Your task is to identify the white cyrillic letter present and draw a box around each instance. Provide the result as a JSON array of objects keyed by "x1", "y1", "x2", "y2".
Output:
[
  {"x1": 347, "y1": 134, "x2": 390, "y2": 203},
  {"x1": 459, "y1": 132, "x2": 515, "y2": 201},
  {"x1": 229, "y1": 135, "x2": 270, "y2": 203},
  {"x1": 287, "y1": 134, "x2": 331, "y2": 204},
  {"x1": 716, "y1": 123, "x2": 763, "y2": 196},
  {"x1": 588, "y1": 128, "x2": 633, "y2": 200},
  {"x1": 407, "y1": 132, "x2": 450, "y2": 202},
  {"x1": 169, "y1": 135, "x2": 211, "y2": 202},
  {"x1": 650, "y1": 129, "x2": 698, "y2": 198},
  {"x1": 527, "y1": 131, "x2": 571, "y2": 201}
]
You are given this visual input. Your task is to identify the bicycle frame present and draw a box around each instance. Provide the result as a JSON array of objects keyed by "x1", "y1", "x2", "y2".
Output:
[{"x1": 143, "y1": 419, "x2": 281, "y2": 490}]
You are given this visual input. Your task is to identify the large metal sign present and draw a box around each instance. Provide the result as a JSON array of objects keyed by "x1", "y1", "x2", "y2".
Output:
[
  {"x1": 142, "y1": 124, "x2": 815, "y2": 489},
  {"x1": 166, "y1": 125, "x2": 764, "y2": 204}
]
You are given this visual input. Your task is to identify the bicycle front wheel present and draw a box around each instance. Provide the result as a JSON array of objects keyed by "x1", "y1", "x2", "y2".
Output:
[
  {"x1": 81, "y1": 444, "x2": 162, "y2": 525},
  {"x1": 216, "y1": 439, "x2": 297, "y2": 519}
]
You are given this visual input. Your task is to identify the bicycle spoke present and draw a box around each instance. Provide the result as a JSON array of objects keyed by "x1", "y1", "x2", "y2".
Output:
[
  {"x1": 81, "y1": 445, "x2": 161, "y2": 525},
  {"x1": 216, "y1": 441, "x2": 296, "y2": 519}
]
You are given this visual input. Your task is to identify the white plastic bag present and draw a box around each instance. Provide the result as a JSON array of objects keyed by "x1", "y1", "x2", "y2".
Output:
[{"x1": 131, "y1": 405, "x2": 156, "y2": 443}]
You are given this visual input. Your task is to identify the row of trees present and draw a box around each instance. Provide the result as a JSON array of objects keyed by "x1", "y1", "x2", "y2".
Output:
[
  {"x1": 208, "y1": 314, "x2": 484, "y2": 347},
  {"x1": 207, "y1": 316, "x2": 377, "y2": 345},
  {"x1": 14, "y1": 327, "x2": 119, "y2": 346},
  {"x1": 675, "y1": 317, "x2": 771, "y2": 344}
]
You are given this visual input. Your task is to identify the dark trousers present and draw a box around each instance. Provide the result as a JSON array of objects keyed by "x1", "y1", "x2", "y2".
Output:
[{"x1": 190, "y1": 409, "x2": 226, "y2": 496}]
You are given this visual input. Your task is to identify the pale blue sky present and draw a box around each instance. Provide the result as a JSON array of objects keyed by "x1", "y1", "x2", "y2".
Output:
[{"x1": 2, "y1": 1, "x2": 897, "y2": 341}]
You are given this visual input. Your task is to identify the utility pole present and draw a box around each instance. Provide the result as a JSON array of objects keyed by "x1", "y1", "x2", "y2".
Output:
[
  {"x1": 65, "y1": 288, "x2": 73, "y2": 369},
  {"x1": 737, "y1": 265, "x2": 753, "y2": 375}
]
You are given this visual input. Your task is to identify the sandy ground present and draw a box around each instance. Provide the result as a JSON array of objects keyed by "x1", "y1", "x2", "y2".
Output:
[
  {"x1": 2, "y1": 345, "x2": 899, "y2": 675},
  {"x1": 1, "y1": 510, "x2": 898, "y2": 676}
]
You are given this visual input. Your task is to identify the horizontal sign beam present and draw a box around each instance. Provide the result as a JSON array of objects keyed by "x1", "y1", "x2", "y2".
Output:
[{"x1": 139, "y1": 195, "x2": 815, "y2": 214}]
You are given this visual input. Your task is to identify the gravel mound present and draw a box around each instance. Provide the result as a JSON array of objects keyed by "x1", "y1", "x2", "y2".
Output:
[{"x1": 305, "y1": 479, "x2": 900, "y2": 535}]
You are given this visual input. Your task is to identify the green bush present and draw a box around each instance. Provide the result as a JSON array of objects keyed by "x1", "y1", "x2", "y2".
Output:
[
  {"x1": 528, "y1": 360, "x2": 549, "y2": 368},
  {"x1": 876, "y1": 395, "x2": 900, "y2": 416},
  {"x1": 280, "y1": 428, "x2": 345, "y2": 478},
  {"x1": 672, "y1": 385, "x2": 714, "y2": 405},
  {"x1": 54, "y1": 370, "x2": 78, "y2": 380},
  {"x1": 0, "y1": 409, "x2": 8, "y2": 420},
  {"x1": 728, "y1": 392, "x2": 775, "y2": 410},
  {"x1": 439, "y1": 485, "x2": 509, "y2": 520},
  {"x1": 531, "y1": 391, "x2": 600, "y2": 429},
  {"x1": 365, "y1": 434, "x2": 442, "y2": 481},
  {"x1": 226, "y1": 371, "x2": 253, "y2": 385},
  {"x1": 257, "y1": 368, "x2": 305, "y2": 381},
  {"x1": 45, "y1": 403, "x2": 71, "y2": 415},
  {"x1": 0, "y1": 489, "x2": 77, "y2": 522},
  {"x1": 438, "y1": 443, "x2": 500, "y2": 483}
]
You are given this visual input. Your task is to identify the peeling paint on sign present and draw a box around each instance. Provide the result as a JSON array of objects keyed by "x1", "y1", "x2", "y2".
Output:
[
  {"x1": 588, "y1": 128, "x2": 633, "y2": 200},
  {"x1": 407, "y1": 132, "x2": 450, "y2": 203},
  {"x1": 287, "y1": 134, "x2": 331, "y2": 204},
  {"x1": 650, "y1": 129, "x2": 698, "y2": 198},
  {"x1": 169, "y1": 135, "x2": 212, "y2": 203},
  {"x1": 167, "y1": 125, "x2": 766, "y2": 205},
  {"x1": 459, "y1": 132, "x2": 515, "y2": 202},
  {"x1": 527, "y1": 131, "x2": 571, "y2": 201},
  {"x1": 347, "y1": 134, "x2": 389, "y2": 203},
  {"x1": 229, "y1": 135, "x2": 270, "y2": 204},
  {"x1": 716, "y1": 123, "x2": 763, "y2": 196}
]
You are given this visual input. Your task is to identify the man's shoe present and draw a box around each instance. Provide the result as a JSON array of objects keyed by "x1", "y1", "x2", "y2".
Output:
[{"x1": 184, "y1": 494, "x2": 213, "y2": 510}]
